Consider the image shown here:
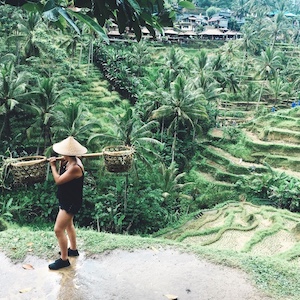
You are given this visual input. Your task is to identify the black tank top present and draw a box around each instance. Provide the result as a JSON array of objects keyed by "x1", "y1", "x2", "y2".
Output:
[{"x1": 57, "y1": 164, "x2": 84, "y2": 205}]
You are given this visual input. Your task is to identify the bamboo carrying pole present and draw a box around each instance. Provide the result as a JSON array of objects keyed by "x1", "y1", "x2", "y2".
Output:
[
  {"x1": 48, "y1": 152, "x2": 104, "y2": 161},
  {"x1": 10, "y1": 148, "x2": 134, "y2": 184},
  {"x1": 47, "y1": 149, "x2": 134, "y2": 161}
]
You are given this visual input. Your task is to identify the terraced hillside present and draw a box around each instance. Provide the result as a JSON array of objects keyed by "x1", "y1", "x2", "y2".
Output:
[
  {"x1": 244, "y1": 108, "x2": 300, "y2": 170},
  {"x1": 67, "y1": 64, "x2": 129, "y2": 119},
  {"x1": 196, "y1": 107, "x2": 300, "y2": 189},
  {"x1": 159, "y1": 202, "x2": 300, "y2": 264},
  {"x1": 61, "y1": 64, "x2": 300, "y2": 192}
]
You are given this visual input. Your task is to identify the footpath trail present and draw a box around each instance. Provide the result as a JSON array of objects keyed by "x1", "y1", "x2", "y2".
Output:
[{"x1": 0, "y1": 248, "x2": 275, "y2": 300}]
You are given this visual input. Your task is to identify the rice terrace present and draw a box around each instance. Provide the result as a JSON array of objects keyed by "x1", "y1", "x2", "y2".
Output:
[{"x1": 160, "y1": 202, "x2": 300, "y2": 259}]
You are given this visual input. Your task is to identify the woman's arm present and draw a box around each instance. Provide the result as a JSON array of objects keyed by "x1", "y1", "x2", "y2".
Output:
[{"x1": 49, "y1": 158, "x2": 82, "y2": 185}]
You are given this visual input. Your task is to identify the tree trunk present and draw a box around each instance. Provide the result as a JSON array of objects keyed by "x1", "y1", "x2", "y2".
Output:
[
  {"x1": 160, "y1": 118, "x2": 165, "y2": 143},
  {"x1": 0, "y1": 110, "x2": 11, "y2": 141},
  {"x1": 124, "y1": 173, "x2": 129, "y2": 213},
  {"x1": 171, "y1": 118, "x2": 178, "y2": 163},
  {"x1": 171, "y1": 130, "x2": 177, "y2": 163},
  {"x1": 256, "y1": 83, "x2": 264, "y2": 111}
]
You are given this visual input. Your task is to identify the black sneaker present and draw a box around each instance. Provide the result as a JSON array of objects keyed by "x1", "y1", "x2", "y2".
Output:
[
  {"x1": 48, "y1": 258, "x2": 70, "y2": 270},
  {"x1": 68, "y1": 248, "x2": 79, "y2": 256},
  {"x1": 59, "y1": 248, "x2": 79, "y2": 257}
]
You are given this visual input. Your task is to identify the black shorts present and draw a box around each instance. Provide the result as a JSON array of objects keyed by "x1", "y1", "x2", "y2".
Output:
[{"x1": 59, "y1": 202, "x2": 82, "y2": 215}]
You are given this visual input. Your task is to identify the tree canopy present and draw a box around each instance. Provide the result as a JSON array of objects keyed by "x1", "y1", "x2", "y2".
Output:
[{"x1": 4, "y1": 0, "x2": 195, "y2": 41}]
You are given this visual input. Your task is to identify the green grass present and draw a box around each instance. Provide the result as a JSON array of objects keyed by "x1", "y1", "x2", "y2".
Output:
[
  {"x1": 1, "y1": 207, "x2": 300, "y2": 300},
  {"x1": 0, "y1": 223, "x2": 179, "y2": 261}
]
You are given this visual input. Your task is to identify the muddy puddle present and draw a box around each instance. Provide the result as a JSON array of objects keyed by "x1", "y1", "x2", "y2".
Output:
[{"x1": 0, "y1": 249, "x2": 274, "y2": 300}]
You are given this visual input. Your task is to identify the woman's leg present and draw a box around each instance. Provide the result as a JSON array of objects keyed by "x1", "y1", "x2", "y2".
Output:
[
  {"x1": 54, "y1": 209, "x2": 73, "y2": 260},
  {"x1": 66, "y1": 218, "x2": 77, "y2": 250}
]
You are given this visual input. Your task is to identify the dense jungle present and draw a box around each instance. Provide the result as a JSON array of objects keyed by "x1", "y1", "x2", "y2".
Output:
[{"x1": 1, "y1": 0, "x2": 300, "y2": 234}]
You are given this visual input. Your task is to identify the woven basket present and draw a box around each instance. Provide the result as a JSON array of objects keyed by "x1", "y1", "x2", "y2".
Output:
[
  {"x1": 103, "y1": 146, "x2": 134, "y2": 173},
  {"x1": 10, "y1": 156, "x2": 47, "y2": 185}
]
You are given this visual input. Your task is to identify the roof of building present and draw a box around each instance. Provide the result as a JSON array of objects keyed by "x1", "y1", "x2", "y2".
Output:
[
  {"x1": 178, "y1": 31, "x2": 197, "y2": 36},
  {"x1": 199, "y1": 29, "x2": 226, "y2": 36},
  {"x1": 225, "y1": 30, "x2": 242, "y2": 36},
  {"x1": 164, "y1": 29, "x2": 179, "y2": 35},
  {"x1": 107, "y1": 30, "x2": 121, "y2": 36},
  {"x1": 208, "y1": 16, "x2": 227, "y2": 22}
]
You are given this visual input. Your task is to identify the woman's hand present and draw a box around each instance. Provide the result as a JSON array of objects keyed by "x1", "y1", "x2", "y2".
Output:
[{"x1": 48, "y1": 157, "x2": 57, "y2": 166}]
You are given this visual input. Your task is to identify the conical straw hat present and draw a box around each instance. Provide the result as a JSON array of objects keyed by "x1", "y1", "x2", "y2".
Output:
[{"x1": 52, "y1": 136, "x2": 87, "y2": 156}]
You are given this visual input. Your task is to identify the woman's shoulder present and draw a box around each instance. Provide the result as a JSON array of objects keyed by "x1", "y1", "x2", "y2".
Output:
[{"x1": 75, "y1": 158, "x2": 84, "y2": 173}]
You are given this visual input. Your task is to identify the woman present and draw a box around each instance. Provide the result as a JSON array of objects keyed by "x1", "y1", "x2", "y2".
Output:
[{"x1": 48, "y1": 136, "x2": 87, "y2": 270}]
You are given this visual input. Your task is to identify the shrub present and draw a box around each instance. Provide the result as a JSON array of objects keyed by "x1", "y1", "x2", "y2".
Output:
[
  {"x1": 195, "y1": 189, "x2": 240, "y2": 209},
  {"x1": 0, "y1": 218, "x2": 8, "y2": 231}
]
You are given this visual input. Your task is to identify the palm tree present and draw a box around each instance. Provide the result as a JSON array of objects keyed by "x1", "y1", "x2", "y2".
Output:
[
  {"x1": 158, "y1": 162, "x2": 193, "y2": 215},
  {"x1": 164, "y1": 47, "x2": 187, "y2": 82},
  {"x1": 88, "y1": 107, "x2": 163, "y2": 168},
  {"x1": 232, "y1": 0, "x2": 250, "y2": 19},
  {"x1": 248, "y1": 0, "x2": 274, "y2": 13},
  {"x1": 7, "y1": 12, "x2": 42, "y2": 60},
  {"x1": 128, "y1": 41, "x2": 152, "y2": 77},
  {"x1": 225, "y1": 72, "x2": 241, "y2": 94},
  {"x1": 237, "y1": 26, "x2": 260, "y2": 78},
  {"x1": 59, "y1": 29, "x2": 87, "y2": 73},
  {"x1": 255, "y1": 47, "x2": 282, "y2": 109},
  {"x1": 53, "y1": 101, "x2": 99, "y2": 142},
  {"x1": 265, "y1": 12, "x2": 290, "y2": 47},
  {"x1": 138, "y1": 67, "x2": 175, "y2": 137},
  {"x1": 257, "y1": 47, "x2": 282, "y2": 80},
  {"x1": 89, "y1": 107, "x2": 163, "y2": 216},
  {"x1": 27, "y1": 77, "x2": 64, "y2": 152},
  {"x1": 159, "y1": 162, "x2": 192, "y2": 197},
  {"x1": 241, "y1": 81, "x2": 261, "y2": 110},
  {"x1": 189, "y1": 51, "x2": 223, "y2": 101},
  {"x1": 221, "y1": 41, "x2": 241, "y2": 63},
  {"x1": 191, "y1": 49, "x2": 209, "y2": 72},
  {"x1": 239, "y1": 25, "x2": 260, "y2": 55},
  {"x1": 151, "y1": 74, "x2": 208, "y2": 163},
  {"x1": 265, "y1": 74, "x2": 289, "y2": 106},
  {"x1": 0, "y1": 61, "x2": 30, "y2": 140}
]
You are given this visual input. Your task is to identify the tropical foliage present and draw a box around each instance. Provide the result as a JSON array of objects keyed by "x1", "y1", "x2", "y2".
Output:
[
  {"x1": 6, "y1": 0, "x2": 195, "y2": 41},
  {"x1": 1, "y1": 0, "x2": 300, "y2": 235}
]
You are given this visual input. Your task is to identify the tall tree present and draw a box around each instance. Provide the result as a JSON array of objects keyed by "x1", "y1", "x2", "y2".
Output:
[
  {"x1": 265, "y1": 12, "x2": 290, "y2": 47},
  {"x1": 59, "y1": 28, "x2": 87, "y2": 72},
  {"x1": 0, "y1": 61, "x2": 30, "y2": 141},
  {"x1": 237, "y1": 26, "x2": 260, "y2": 78},
  {"x1": 7, "y1": 12, "x2": 42, "y2": 60},
  {"x1": 257, "y1": 46, "x2": 282, "y2": 80},
  {"x1": 27, "y1": 77, "x2": 64, "y2": 152},
  {"x1": 232, "y1": 0, "x2": 250, "y2": 18},
  {"x1": 241, "y1": 81, "x2": 261, "y2": 110},
  {"x1": 158, "y1": 162, "x2": 193, "y2": 215},
  {"x1": 128, "y1": 41, "x2": 152, "y2": 77},
  {"x1": 163, "y1": 47, "x2": 187, "y2": 83},
  {"x1": 255, "y1": 47, "x2": 282, "y2": 108},
  {"x1": 265, "y1": 74, "x2": 289, "y2": 106},
  {"x1": 151, "y1": 74, "x2": 208, "y2": 163},
  {"x1": 53, "y1": 101, "x2": 98, "y2": 138},
  {"x1": 88, "y1": 107, "x2": 163, "y2": 168}
]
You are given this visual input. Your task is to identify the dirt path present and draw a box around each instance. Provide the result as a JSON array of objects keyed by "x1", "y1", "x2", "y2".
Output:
[{"x1": 0, "y1": 248, "x2": 275, "y2": 300}]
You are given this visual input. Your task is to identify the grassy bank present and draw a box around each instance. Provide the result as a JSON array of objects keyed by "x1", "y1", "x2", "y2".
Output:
[{"x1": 0, "y1": 222, "x2": 300, "y2": 300}]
